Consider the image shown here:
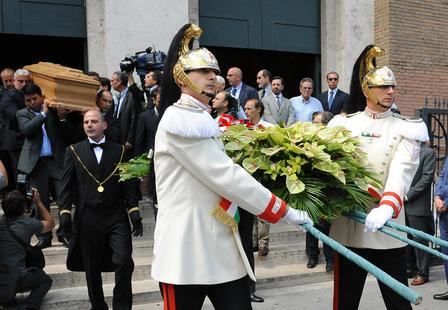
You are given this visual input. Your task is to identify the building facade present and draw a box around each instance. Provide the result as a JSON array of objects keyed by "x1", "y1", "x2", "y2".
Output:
[{"x1": 0, "y1": 0, "x2": 446, "y2": 115}]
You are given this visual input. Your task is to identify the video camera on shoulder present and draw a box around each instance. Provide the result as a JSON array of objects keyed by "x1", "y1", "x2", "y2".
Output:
[
  {"x1": 17, "y1": 174, "x2": 33, "y2": 210},
  {"x1": 119, "y1": 47, "x2": 166, "y2": 77}
]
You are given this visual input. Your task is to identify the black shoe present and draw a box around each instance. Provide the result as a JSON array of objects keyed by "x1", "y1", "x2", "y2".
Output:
[
  {"x1": 250, "y1": 292, "x2": 264, "y2": 303},
  {"x1": 36, "y1": 239, "x2": 52, "y2": 249},
  {"x1": 433, "y1": 291, "x2": 448, "y2": 300},
  {"x1": 406, "y1": 269, "x2": 417, "y2": 279},
  {"x1": 325, "y1": 260, "x2": 334, "y2": 272},
  {"x1": 258, "y1": 245, "x2": 269, "y2": 257},
  {"x1": 307, "y1": 257, "x2": 318, "y2": 268}
]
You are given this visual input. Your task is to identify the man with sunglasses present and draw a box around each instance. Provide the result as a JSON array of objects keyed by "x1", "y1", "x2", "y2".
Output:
[{"x1": 316, "y1": 71, "x2": 350, "y2": 115}]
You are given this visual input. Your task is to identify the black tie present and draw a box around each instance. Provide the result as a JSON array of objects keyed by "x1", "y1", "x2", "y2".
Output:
[{"x1": 90, "y1": 143, "x2": 105, "y2": 149}]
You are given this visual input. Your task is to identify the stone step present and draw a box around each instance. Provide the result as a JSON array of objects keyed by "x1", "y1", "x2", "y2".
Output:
[
  {"x1": 44, "y1": 256, "x2": 152, "y2": 289},
  {"x1": 39, "y1": 280, "x2": 159, "y2": 310},
  {"x1": 42, "y1": 239, "x2": 154, "y2": 265},
  {"x1": 41, "y1": 223, "x2": 307, "y2": 266},
  {"x1": 44, "y1": 239, "x2": 324, "y2": 290},
  {"x1": 40, "y1": 261, "x2": 332, "y2": 309}
]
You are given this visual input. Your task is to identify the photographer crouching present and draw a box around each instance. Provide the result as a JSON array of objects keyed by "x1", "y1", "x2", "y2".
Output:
[{"x1": 0, "y1": 188, "x2": 54, "y2": 309}]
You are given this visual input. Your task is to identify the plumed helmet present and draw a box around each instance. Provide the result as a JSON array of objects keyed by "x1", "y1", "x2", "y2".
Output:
[
  {"x1": 159, "y1": 24, "x2": 220, "y2": 117},
  {"x1": 347, "y1": 45, "x2": 397, "y2": 113},
  {"x1": 360, "y1": 46, "x2": 397, "y2": 105},
  {"x1": 172, "y1": 24, "x2": 220, "y2": 97}
]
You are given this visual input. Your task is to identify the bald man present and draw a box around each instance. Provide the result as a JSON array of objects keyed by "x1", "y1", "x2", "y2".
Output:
[{"x1": 226, "y1": 67, "x2": 258, "y2": 119}]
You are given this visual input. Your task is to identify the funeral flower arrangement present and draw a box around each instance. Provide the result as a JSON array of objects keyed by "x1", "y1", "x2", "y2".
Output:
[{"x1": 222, "y1": 122, "x2": 382, "y2": 222}]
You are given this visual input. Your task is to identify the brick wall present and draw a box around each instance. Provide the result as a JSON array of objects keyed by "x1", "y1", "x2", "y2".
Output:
[{"x1": 374, "y1": 0, "x2": 448, "y2": 116}]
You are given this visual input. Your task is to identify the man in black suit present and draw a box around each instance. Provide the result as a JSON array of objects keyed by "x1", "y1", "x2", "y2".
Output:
[
  {"x1": 58, "y1": 109, "x2": 143, "y2": 310},
  {"x1": 135, "y1": 86, "x2": 160, "y2": 156},
  {"x1": 405, "y1": 142, "x2": 436, "y2": 286},
  {"x1": 16, "y1": 83, "x2": 72, "y2": 248},
  {"x1": 226, "y1": 67, "x2": 258, "y2": 119},
  {"x1": 111, "y1": 71, "x2": 141, "y2": 159},
  {"x1": 95, "y1": 90, "x2": 121, "y2": 144},
  {"x1": 0, "y1": 69, "x2": 31, "y2": 191},
  {"x1": 316, "y1": 71, "x2": 350, "y2": 115}
]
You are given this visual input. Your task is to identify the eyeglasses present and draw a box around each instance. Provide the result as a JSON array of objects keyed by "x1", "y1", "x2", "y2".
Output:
[{"x1": 328, "y1": 78, "x2": 339, "y2": 81}]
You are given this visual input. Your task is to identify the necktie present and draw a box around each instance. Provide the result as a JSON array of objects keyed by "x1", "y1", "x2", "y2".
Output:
[
  {"x1": 90, "y1": 143, "x2": 105, "y2": 149},
  {"x1": 261, "y1": 89, "x2": 266, "y2": 98},
  {"x1": 276, "y1": 95, "x2": 281, "y2": 109},
  {"x1": 114, "y1": 93, "x2": 121, "y2": 117},
  {"x1": 328, "y1": 90, "x2": 334, "y2": 110},
  {"x1": 231, "y1": 88, "x2": 237, "y2": 96}
]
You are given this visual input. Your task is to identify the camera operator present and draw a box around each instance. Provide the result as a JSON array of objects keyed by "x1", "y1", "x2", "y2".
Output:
[
  {"x1": 126, "y1": 70, "x2": 162, "y2": 110},
  {"x1": 0, "y1": 188, "x2": 54, "y2": 309}
]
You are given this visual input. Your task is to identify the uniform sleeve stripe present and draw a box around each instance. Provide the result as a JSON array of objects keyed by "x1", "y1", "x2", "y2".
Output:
[
  {"x1": 382, "y1": 191, "x2": 403, "y2": 207},
  {"x1": 258, "y1": 194, "x2": 287, "y2": 223},
  {"x1": 381, "y1": 196, "x2": 401, "y2": 209},
  {"x1": 367, "y1": 185, "x2": 382, "y2": 200}
]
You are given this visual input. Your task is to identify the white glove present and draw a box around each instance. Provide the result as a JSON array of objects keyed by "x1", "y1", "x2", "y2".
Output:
[
  {"x1": 364, "y1": 205, "x2": 394, "y2": 232},
  {"x1": 283, "y1": 207, "x2": 313, "y2": 230}
]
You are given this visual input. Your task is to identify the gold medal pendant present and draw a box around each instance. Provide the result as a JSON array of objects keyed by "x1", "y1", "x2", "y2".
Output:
[{"x1": 97, "y1": 185, "x2": 104, "y2": 193}]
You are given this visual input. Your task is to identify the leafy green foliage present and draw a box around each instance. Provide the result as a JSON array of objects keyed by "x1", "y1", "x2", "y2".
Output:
[
  {"x1": 118, "y1": 154, "x2": 151, "y2": 182},
  {"x1": 223, "y1": 122, "x2": 382, "y2": 222}
]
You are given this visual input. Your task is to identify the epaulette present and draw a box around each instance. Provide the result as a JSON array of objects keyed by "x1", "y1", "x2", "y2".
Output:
[
  {"x1": 347, "y1": 111, "x2": 362, "y2": 118},
  {"x1": 392, "y1": 113, "x2": 424, "y2": 123},
  {"x1": 394, "y1": 114, "x2": 429, "y2": 142},
  {"x1": 158, "y1": 103, "x2": 221, "y2": 138}
]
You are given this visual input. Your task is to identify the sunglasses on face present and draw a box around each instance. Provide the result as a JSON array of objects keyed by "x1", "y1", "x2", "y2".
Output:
[{"x1": 328, "y1": 78, "x2": 338, "y2": 81}]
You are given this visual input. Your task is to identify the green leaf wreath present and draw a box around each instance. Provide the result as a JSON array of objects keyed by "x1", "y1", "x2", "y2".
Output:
[{"x1": 222, "y1": 122, "x2": 382, "y2": 222}]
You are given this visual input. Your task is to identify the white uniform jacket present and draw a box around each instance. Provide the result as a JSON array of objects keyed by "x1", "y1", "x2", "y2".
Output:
[
  {"x1": 328, "y1": 109, "x2": 428, "y2": 249},
  {"x1": 152, "y1": 94, "x2": 286, "y2": 284}
]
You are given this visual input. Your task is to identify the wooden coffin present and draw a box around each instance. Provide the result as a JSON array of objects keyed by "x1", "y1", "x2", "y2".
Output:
[{"x1": 24, "y1": 62, "x2": 100, "y2": 111}]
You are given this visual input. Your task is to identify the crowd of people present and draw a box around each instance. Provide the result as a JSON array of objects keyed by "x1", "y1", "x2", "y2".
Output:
[{"x1": 0, "y1": 23, "x2": 447, "y2": 309}]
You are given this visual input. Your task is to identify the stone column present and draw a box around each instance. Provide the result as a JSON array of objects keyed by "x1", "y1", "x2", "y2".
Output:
[
  {"x1": 86, "y1": 0, "x2": 194, "y2": 79},
  {"x1": 320, "y1": 0, "x2": 374, "y2": 93}
]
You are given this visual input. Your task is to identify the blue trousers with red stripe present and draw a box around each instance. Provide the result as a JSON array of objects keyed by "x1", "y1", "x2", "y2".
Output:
[
  {"x1": 159, "y1": 276, "x2": 252, "y2": 310},
  {"x1": 333, "y1": 247, "x2": 411, "y2": 310}
]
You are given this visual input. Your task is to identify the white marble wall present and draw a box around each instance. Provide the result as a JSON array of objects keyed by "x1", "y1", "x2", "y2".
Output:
[
  {"x1": 320, "y1": 0, "x2": 374, "y2": 92},
  {"x1": 86, "y1": 0, "x2": 194, "y2": 80}
]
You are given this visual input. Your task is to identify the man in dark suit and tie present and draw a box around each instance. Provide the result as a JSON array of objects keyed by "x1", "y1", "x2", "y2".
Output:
[
  {"x1": 16, "y1": 83, "x2": 72, "y2": 248},
  {"x1": 111, "y1": 71, "x2": 141, "y2": 159},
  {"x1": 58, "y1": 109, "x2": 143, "y2": 310},
  {"x1": 404, "y1": 142, "x2": 436, "y2": 286},
  {"x1": 316, "y1": 71, "x2": 350, "y2": 115},
  {"x1": 226, "y1": 67, "x2": 258, "y2": 119},
  {"x1": 0, "y1": 69, "x2": 31, "y2": 191}
]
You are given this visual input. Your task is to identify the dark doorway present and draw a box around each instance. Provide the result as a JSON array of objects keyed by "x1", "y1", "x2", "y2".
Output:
[
  {"x1": 0, "y1": 33, "x2": 86, "y2": 72},
  {"x1": 205, "y1": 46, "x2": 320, "y2": 99}
]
